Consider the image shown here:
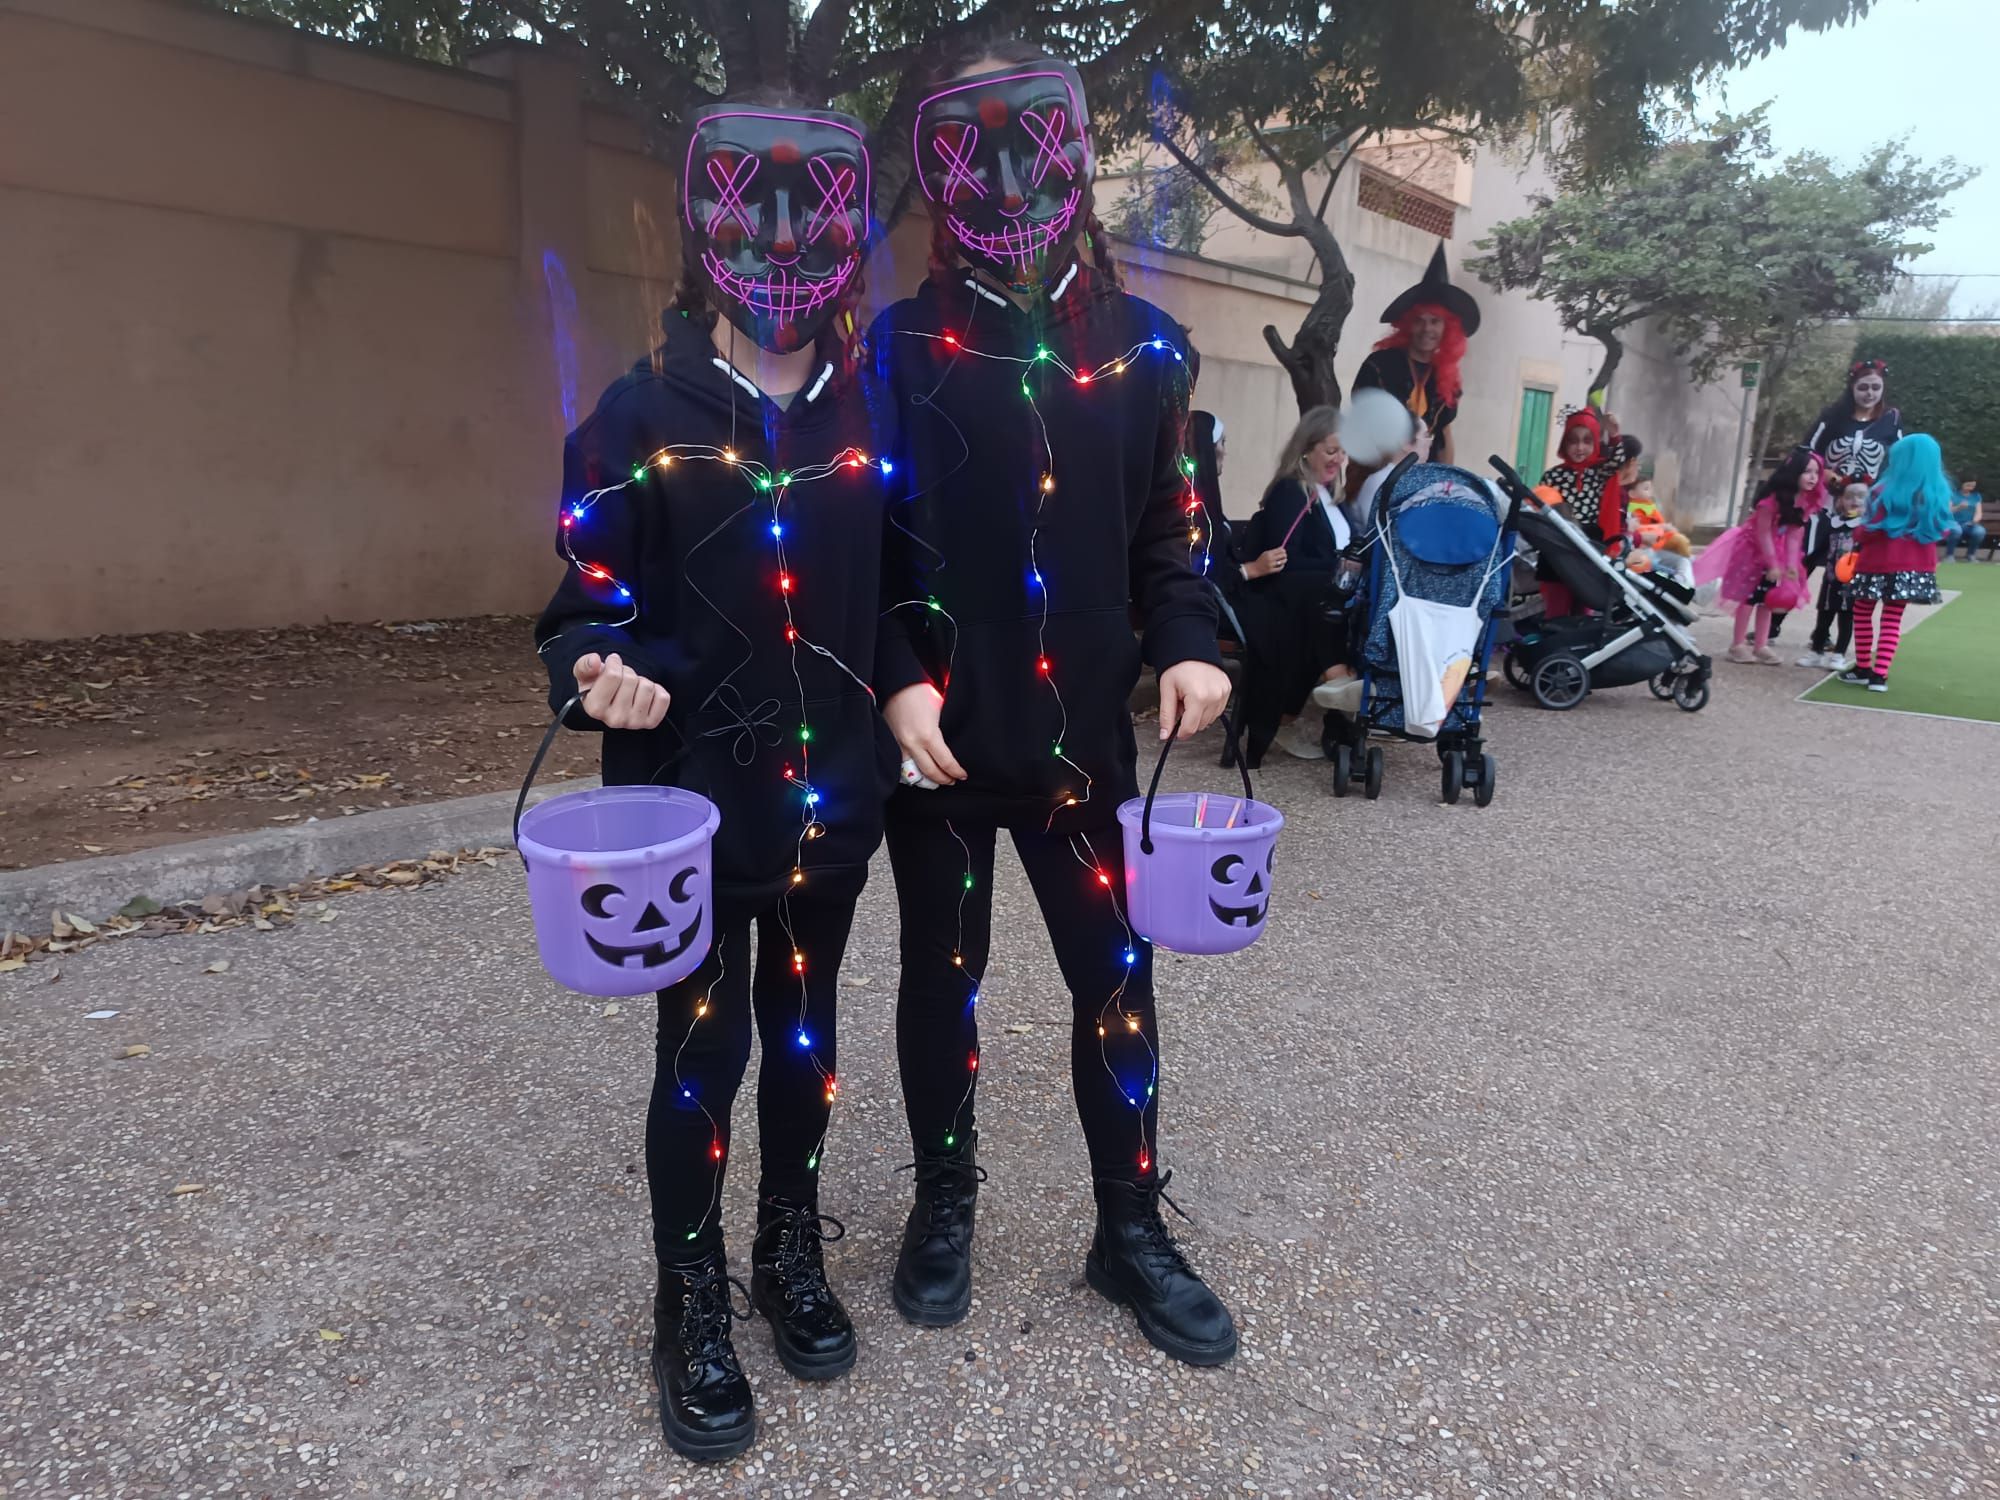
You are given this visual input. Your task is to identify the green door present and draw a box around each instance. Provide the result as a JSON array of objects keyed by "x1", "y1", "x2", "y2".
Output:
[{"x1": 1515, "y1": 387, "x2": 1554, "y2": 479}]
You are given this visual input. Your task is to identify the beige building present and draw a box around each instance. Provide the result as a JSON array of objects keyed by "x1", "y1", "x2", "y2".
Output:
[{"x1": 0, "y1": 0, "x2": 1752, "y2": 642}]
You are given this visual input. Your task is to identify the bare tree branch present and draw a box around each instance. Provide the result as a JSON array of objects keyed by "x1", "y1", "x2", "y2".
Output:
[
  {"x1": 796, "y1": 0, "x2": 858, "y2": 95},
  {"x1": 1158, "y1": 133, "x2": 1300, "y2": 238}
]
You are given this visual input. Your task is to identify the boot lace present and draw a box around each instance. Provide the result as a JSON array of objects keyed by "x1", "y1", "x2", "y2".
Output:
[
  {"x1": 1126, "y1": 1168, "x2": 1197, "y2": 1279},
  {"x1": 675, "y1": 1261, "x2": 751, "y2": 1373},
  {"x1": 767, "y1": 1204, "x2": 846, "y2": 1306},
  {"x1": 896, "y1": 1154, "x2": 989, "y2": 1250}
]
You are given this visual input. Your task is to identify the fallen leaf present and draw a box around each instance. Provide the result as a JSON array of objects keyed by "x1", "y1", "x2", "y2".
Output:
[
  {"x1": 843, "y1": 975, "x2": 874, "y2": 989},
  {"x1": 170, "y1": 1183, "x2": 207, "y2": 1196},
  {"x1": 119, "y1": 896, "x2": 164, "y2": 919},
  {"x1": 121, "y1": 1044, "x2": 152, "y2": 1059},
  {"x1": 51, "y1": 915, "x2": 73, "y2": 941},
  {"x1": 85, "y1": 1008, "x2": 120, "y2": 1020},
  {"x1": 382, "y1": 870, "x2": 420, "y2": 886},
  {"x1": 204, "y1": 960, "x2": 230, "y2": 974},
  {"x1": 67, "y1": 914, "x2": 97, "y2": 935},
  {"x1": 81, "y1": 844, "x2": 107, "y2": 854},
  {"x1": 253, "y1": 917, "x2": 275, "y2": 932},
  {"x1": 1003, "y1": 1023, "x2": 1035, "y2": 1035},
  {"x1": 318, "y1": 1328, "x2": 345, "y2": 1342},
  {"x1": 0, "y1": 957, "x2": 26, "y2": 974},
  {"x1": 602, "y1": 1002, "x2": 623, "y2": 1017},
  {"x1": 317, "y1": 909, "x2": 339, "y2": 923}
]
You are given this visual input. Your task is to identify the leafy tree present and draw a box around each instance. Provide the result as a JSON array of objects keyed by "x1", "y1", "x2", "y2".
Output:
[
  {"x1": 1471, "y1": 112, "x2": 1970, "y2": 486},
  {"x1": 1089, "y1": 0, "x2": 1883, "y2": 411},
  {"x1": 214, "y1": 0, "x2": 1888, "y2": 411}
]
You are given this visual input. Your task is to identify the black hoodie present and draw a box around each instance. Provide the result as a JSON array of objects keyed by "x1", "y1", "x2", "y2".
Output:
[
  {"x1": 534, "y1": 314, "x2": 899, "y2": 904},
  {"x1": 868, "y1": 269, "x2": 1221, "y2": 833}
]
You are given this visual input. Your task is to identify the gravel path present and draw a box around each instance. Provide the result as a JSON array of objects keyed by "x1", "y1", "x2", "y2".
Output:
[{"x1": 4, "y1": 616, "x2": 1996, "y2": 1498}]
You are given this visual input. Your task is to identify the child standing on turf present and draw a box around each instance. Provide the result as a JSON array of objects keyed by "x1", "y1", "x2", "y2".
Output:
[
  {"x1": 1800, "y1": 478, "x2": 1868, "y2": 669},
  {"x1": 1839, "y1": 434, "x2": 1951, "y2": 693}
]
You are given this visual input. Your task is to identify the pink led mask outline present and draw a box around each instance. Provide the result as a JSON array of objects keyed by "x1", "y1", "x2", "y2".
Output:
[
  {"x1": 915, "y1": 68, "x2": 1092, "y2": 274},
  {"x1": 683, "y1": 108, "x2": 871, "y2": 344}
]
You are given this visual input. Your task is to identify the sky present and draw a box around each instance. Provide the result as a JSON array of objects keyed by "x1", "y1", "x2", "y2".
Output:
[{"x1": 1704, "y1": 0, "x2": 1998, "y2": 313}]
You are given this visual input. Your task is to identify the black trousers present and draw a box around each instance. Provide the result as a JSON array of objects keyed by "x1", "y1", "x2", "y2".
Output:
[
  {"x1": 1810, "y1": 604, "x2": 1853, "y2": 655},
  {"x1": 887, "y1": 807, "x2": 1159, "y2": 1181},
  {"x1": 647, "y1": 873, "x2": 862, "y2": 1260}
]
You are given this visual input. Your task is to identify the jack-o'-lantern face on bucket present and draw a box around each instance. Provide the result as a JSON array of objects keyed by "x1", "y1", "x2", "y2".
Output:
[
  {"x1": 580, "y1": 871, "x2": 704, "y2": 970},
  {"x1": 916, "y1": 61, "x2": 1094, "y2": 288},
  {"x1": 1208, "y1": 846, "x2": 1273, "y2": 929},
  {"x1": 683, "y1": 106, "x2": 871, "y2": 354}
]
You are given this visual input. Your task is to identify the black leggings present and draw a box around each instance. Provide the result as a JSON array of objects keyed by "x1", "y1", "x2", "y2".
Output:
[
  {"x1": 647, "y1": 874, "x2": 861, "y2": 1260},
  {"x1": 887, "y1": 808, "x2": 1159, "y2": 1182}
]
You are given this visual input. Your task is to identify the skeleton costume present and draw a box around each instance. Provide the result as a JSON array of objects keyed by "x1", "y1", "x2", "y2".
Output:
[{"x1": 535, "y1": 102, "x2": 891, "y2": 1464}]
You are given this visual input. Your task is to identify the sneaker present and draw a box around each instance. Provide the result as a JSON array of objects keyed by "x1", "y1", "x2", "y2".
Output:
[
  {"x1": 1279, "y1": 718, "x2": 1327, "y2": 760},
  {"x1": 1868, "y1": 673, "x2": 1888, "y2": 693},
  {"x1": 1752, "y1": 646, "x2": 1782, "y2": 665},
  {"x1": 1726, "y1": 642, "x2": 1756, "y2": 664},
  {"x1": 1794, "y1": 650, "x2": 1824, "y2": 668},
  {"x1": 1822, "y1": 655, "x2": 1851, "y2": 673},
  {"x1": 1310, "y1": 675, "x2": 1364, "y2": 712},
  {"x1": 1837, "y1": 665, "x2": 1872, "y2": 686}
]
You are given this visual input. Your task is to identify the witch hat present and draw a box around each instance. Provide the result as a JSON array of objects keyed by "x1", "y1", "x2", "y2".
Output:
[{"x1": 1380, "y1": 243, "x2": 1481, "y2": 337}]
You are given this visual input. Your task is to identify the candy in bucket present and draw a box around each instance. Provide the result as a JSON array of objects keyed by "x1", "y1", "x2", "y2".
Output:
[
  {"x1": 1116, "y1": 715, "x2": 1283, "y2": 955},
  {"x1": 513, "y1": 698, "x2": 719, "y2": 998}
]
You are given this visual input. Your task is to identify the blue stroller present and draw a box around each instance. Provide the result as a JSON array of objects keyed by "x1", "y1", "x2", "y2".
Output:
[{"x1": 1325, "y1": 458, "x2": 1518, "y2": 806}]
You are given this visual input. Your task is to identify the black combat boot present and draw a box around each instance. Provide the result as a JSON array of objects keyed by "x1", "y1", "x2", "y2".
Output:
[
  {"x1": 650, "y1": 1248, "x2": 755, "y2": 1462},
  {"x1": 1084, "y1": 1171, "x2": 1238, "y2": 1367},
  {"x1": 751, "y1": 1197, "x2": 857, "y2": 1379},
  {"x1": 890, "y1": 1131, "x2": 985, "y2": 1326}
]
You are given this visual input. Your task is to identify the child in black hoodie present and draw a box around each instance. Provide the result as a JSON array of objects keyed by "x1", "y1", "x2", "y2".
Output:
[
  {"x1": 534, "y1": 101, "x2": 894, "y2": 1463},
  {"x1": 870, "y1": 44, "x2": 1238, "y2": 1368}
]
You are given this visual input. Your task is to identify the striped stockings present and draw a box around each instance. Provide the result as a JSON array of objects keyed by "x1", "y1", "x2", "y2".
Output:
[{"x1": 1851, "y1": 600, "x2": 1907, "y2": 677}]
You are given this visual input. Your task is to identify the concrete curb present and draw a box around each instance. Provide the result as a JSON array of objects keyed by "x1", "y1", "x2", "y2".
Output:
[{"x1": 0, "y1": 777, "x2": 599, "y2": 931}]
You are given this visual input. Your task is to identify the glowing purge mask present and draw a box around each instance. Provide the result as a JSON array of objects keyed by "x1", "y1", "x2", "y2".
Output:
[
  {"x1": 915, "y1": 62, "x2": 1095, "y2": 289},
  {"x1": 683, "y1": 106, "x2": 870, "y2": 353}
]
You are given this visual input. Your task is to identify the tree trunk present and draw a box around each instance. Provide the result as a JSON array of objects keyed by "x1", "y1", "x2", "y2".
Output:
[
  {"x1": 1264, "y1": 266, "x2": 1355, "y2": 412},
  {"x1": 1586, "y1": 331, "x2": 1624, "y2": 399}
]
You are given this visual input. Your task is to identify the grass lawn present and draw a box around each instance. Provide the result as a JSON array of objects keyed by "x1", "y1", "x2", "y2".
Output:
[{"x1": 1802, "y1": 559, "x2": 2000, "y2": 723}]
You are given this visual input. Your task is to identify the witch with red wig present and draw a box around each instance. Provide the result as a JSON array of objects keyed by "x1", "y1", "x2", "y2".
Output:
[{"x1": 1352, "y1": 243, "x2": 1478, "y2": 466}]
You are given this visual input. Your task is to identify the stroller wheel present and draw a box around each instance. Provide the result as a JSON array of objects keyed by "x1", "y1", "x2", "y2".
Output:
[
  {"x1": 1331, "y1": 742, "x2": 1352, "y2": 797},
  {"x1": 1503, "y1": 649, "x2": 1532, "y2": 692},
  {"x1": 1440, "y1": 749, "x2": 1464, "y2": 805},
  {"x1": 1363, "y1": 746, "x2": 1384, "y2": 801},
  {"x1": 1473, "y1": 753, "x2": 1497, "y2": 808},
  {"x1": 1532, "y1": 652, "x2": 1590, "y2": 711},
  {"x1": 1673, "y1": 678, "x2": 1711, "y2": 713},
  {"x1": 1648, "y1": 671, "x2": 1677, "y2": 701}
]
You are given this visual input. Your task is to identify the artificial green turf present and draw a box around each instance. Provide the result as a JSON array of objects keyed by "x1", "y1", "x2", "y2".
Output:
[{"x1": 1802, "y1": 559, "x2": 2000, "y2": 723}]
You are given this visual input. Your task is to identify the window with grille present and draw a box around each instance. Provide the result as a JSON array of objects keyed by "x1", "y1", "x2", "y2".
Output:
[{"x1": 1356, "y1": 167, "x2": 1457, "y2": 238}]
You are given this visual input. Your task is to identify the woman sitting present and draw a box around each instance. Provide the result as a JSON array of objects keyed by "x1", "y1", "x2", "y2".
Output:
[{"x1": 1228, "y1": 406, "x2": 1368, "y2": 764}]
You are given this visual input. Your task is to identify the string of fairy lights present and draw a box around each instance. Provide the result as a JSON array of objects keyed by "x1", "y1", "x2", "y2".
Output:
[
  {"x1": 545, "y1": 433, "x2": 897, "y2": 1239},
  {"x1": 542, "y1": 292, "x2": 1208, "y2": 1196},
  {"x1": 892, "y1": 300, "x2": 1194, "y2": 1170}
]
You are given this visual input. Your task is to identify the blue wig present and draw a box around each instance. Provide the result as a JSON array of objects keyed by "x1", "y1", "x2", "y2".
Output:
[{"x1": 1866, "y1": 433, "x2": 1954, "y2": 542}]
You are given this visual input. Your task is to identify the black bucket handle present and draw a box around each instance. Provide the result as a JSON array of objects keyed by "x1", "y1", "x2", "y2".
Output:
[
  {"x1": 513, "y1": 691, "x2": 689, "y2": 865},
  {"x1": 1139, "y1": 710, "x2": 1255, "y2": 856}
]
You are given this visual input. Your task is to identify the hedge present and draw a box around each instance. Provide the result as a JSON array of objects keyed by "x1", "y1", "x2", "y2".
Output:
[{"x1": 1853, "y1": 333, "x2": 2000, "y2": 487}]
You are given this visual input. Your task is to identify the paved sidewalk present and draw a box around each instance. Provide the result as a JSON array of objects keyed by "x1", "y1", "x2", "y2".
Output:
[{"x1": 4, "y1": 619, "x2": 1997, "y2": 1498}]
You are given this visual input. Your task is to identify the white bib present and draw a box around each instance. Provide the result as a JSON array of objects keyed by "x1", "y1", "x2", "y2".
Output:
[{"x1": 1378, "y1": 502, "x2": 1508, "y2": 739}]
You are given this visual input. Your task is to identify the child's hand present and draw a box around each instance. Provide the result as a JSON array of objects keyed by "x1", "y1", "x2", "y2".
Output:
[{"x1": 573, "y1": 652, "x2": 669, "y2": 730}]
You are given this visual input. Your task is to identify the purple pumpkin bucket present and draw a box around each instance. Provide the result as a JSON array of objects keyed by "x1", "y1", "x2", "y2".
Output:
[
  {"x1": 1117, "y1": 716, "x2": 1282, "y2": 955},
  {"x1": 518, "y1": 784, "x2": 719, "y2": 997},
  {"x1": 513, "y1": 704, "x2": 719, "y2": 997}
]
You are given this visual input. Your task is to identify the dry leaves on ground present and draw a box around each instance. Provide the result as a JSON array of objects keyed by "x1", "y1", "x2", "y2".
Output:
[{"x1": 0, "y1": 847, "x2": 510, "y2": 971}]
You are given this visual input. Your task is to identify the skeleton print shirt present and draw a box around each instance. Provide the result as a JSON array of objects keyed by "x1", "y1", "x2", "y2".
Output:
[{"x1": 1806, "y1": 407, "x2": 1903, "y2": 485}]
